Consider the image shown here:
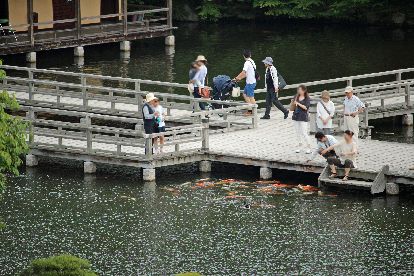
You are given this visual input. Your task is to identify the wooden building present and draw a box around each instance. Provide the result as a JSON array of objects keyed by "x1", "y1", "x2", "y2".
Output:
[{"x1": 0, "y1": 0, "x2": 174, "y2": 56}]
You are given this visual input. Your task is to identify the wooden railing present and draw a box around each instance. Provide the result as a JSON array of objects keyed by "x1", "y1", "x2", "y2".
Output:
[
  {"x1": 0, "y1": 65, "x2": 258, "y2": 133},
  {"x1": 25, "y1": 107, "x2": 206, "y2": 161},
  {"x1": 0, "y1": 4, "x2": 173, "y2": 54}
]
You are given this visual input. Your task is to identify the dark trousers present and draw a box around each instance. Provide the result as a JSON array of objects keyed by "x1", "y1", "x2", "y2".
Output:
[
  {"x1": 327, "y1": 157, "x2": 354, "y2": 168},
  {"x1": 264, "y1": 89, "x2": 288, "y2": 116},
  {"x1": 193, "y1": 88, "x2": 206, "y2": 111}
]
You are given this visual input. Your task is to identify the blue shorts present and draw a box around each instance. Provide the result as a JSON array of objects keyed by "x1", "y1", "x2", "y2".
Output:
[{"x1": 244, "y1": 83, "x2": 256, "y2": 97}]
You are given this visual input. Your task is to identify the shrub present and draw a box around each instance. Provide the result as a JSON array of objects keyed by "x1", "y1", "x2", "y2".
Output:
[{"x1": 20, "y1": 254, "x2": 97, "y2": 276}]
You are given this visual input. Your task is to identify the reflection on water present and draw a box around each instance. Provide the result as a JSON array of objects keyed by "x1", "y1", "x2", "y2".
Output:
[{"x1": 1, "y1": 164, "x2": 414, "y2": 275}]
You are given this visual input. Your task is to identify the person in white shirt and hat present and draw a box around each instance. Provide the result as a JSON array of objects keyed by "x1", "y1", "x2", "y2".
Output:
[
  {"x1": 343, "y1": 86, "x2": 365, "y2": 143},
  {"x1": 142, "y1": 93, "x2": 159, "y2": 134},
  {"x1": 190, "y1": 55, "x2": 208, "y2": 110}
]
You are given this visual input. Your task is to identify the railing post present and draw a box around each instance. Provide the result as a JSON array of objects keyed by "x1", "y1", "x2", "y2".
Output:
[
  {"x1": 363, "y1": 102, "x2": 370, "y2": 133},
  {"x1": 145, "y1": 135, "x2": 153, "y2": 159},
  {"x1": 405, "y1": 84, "x2": 411, "y2": 107},
  {"x1": 252, "y1": 104, "x2": 258, "y2": 129},
  {"x1": 122, "y1": 0, "x2": 128, "y2": 36},
  {"x1": 116, "y1": 133, "x2": 121, "y2": 155},
  {"x1": 81, "y1": 75, "x2": 87, "y2": 109},
  {"x1": 308, "y1": 100, "x2": 318, "y2": 134},
  {"x1": 346, "y1": 79, "x2": 353, "y2": 87},
  {"x1": 84, "y1": 115, "x2": 92, "y2": 154},
  {"x1": 174, "y1": 132, "x2": 179, "y2": 152},
  {"x1": 26, "y1": 108, "x2": 36, "y2": 144},
  {"x1": 75, "y1": 0, "x2": 81, "y2": 40},
  {"x1": 27, "y1": 0, "x2": 34, "y2": 47},
  {"x1": 28, "y1": 69, "x2": 34, "y2": 101},
  {"x1": 167, "y1": 0, "x2": 173, "y2": 31},
  {"x1": 201, "y1": 118, "x2": 209, "y2": 151},
  {"x1": 135, "y1": 81, "x2": 143, "y2": 117},
  {"x1": 396, "y1": 72, "x2": 402, "y2": 82}
]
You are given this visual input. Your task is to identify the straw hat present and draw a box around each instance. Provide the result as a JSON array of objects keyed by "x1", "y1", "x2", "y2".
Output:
[
  {"x1": 321, "y1": 90, "x2": 330, "y2": 100},
  {"x1": 195, "y1": 55, "x2": 207, "y2": 62},
  {"x1": 145, "y1": 93, "x2": 158, "y2": 103}
]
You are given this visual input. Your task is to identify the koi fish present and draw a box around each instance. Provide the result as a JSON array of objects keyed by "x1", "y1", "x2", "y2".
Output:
[
  {"x1": 298, "y1": 185, "x2": 319, "y2": 192},
  {"x1": 255, "y1": 180, "x2": 281, "y2": 185},
  {"x1": 272, "y1": 184, "x2": 295, "y2": 189}
]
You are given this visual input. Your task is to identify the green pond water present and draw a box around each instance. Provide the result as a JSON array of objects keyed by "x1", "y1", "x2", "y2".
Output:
[{"x1": 1, "y1": 21, "x2": 414, "y2": 275}]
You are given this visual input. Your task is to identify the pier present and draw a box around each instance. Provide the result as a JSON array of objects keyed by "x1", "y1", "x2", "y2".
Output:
[
  {"x1": 0, "y1": 0, "x2": 174, "y2": 60},
  {"x1": 1, "y1": 65, "x2": 413, "y2": 192}
]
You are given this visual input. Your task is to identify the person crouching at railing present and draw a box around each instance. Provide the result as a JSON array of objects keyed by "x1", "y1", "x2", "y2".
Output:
[
  {"x1": 153, "y1": 99, "x2": 166, "y2": 154},
  {"x1": 321, "y1": 130, "x2": 358, "y2": 182}
]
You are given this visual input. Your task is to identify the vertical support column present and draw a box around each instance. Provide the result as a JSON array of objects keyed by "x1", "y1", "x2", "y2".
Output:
[
  {"x1": 135, "y1": 81, "x2": 143, "y2": 118},
  {"x1": 26, "y1": 154, "x2": 38, "y2": 167},
  {"x1": 84, "y1": 115, "x2": 92, "y2": 154},
  {"x1": 143, "y1": 168, "x2": 156, "y2": 181},
  {"x1": 363, "y1": 102, "x2": 371, "y2": 138},
  {"x1": 308, "y1": 100, "x2": 317, "y2": 134},
  {"x1": 252, "y1": 104, "x2": 258, "y2": 129},
  {"x1": 346, "y1": 79, "x2": 353, "y2": 87},
  {"x1": 27, "y1": 0, "x2": 34, "y2": 47},
  {"x1": 122, "y1": 0, "x2": 128, "y2": 36},
  {"x1": 26, "y1": 107, "x2": 36, "y2": 144},
  {"x1": 201, "y1": 118, "x2": 209, "y2": 152},
  {"x1": 405, "y1": 84, "x2": 411, "y2": 108},
  {"x1": 260, "y1": 167, "x2": 272, "y2": 180},
  {"x1": 81, "y1": 75, "x2": 87, "y2": 108},
  {"x1": 75, "y1": 0, "x2": 81, "y2": 40},
  {"x1": 167, "y1": 0, "x2": 173, "y2": 31},
  {"x1": 199, "y1": 161, "x2": 212, "y2": 173},
  {"x1": 84, "y1": 161, "x2": 96, "y2": 174},
  {"x1": 28, "y1": 69, "x2": 34, "y2": 101},
  {"x1": 402, "y1": 114, "x2": 413, "y2": 126},
  {"x1": 145, "y1": 135, "x2": 153, "y2": 159}
]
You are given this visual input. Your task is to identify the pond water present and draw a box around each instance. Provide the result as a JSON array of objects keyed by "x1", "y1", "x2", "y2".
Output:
[
  {"x1": 1, "y1": 22, "x2": 414, "y2": 274},
  {"x1": 1, "y1": 163, "x2": 414, "y2": 275}
]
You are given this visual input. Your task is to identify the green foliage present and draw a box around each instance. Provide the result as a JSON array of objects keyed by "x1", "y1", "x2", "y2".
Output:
[
  {"x1": 0, "y1": 61, "x2": 29, "y2": 193},
  {"x1": 198, "y1": 0, "x2": 222, "y2": 21},
  {"x1": 20, "y1": 254, "x2": 98, "y2": 276}
]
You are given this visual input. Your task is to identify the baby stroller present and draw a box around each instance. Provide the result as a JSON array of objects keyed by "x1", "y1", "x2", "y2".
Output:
[{"x1": 209, "y1": 75, "x2": 238, "y2": 110}]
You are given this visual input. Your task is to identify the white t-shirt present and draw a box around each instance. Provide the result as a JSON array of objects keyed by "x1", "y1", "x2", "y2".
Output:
[
  {"x1": 243, "y1": 58, "x2": 257, "y2": 85},
  {"x1": 154, "y1": 105, "x2": 165, "y2": 128}
]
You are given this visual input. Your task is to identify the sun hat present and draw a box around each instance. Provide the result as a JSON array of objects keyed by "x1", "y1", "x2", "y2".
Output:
[
  {"x1": 262, "y1": 57, "x2": 273, "y2": 65},
  {"x1": 345, "y1": 86, "x2": 353, "y2": 93},
  {"x1": 145, "y1": 93, "x2": 158, "y2": 103},
  {"x1": 195, "y1": 55, "x2": 207, "y2": 62},
  {"x1": 321, "y1": 90, "x2": 330, "y2": 100}
]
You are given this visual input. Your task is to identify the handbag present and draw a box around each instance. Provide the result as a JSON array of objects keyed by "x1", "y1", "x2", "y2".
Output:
[
  {"x1": 319, "y1": 100, "x2": 332, "y2": 116},
  {"x1": 289, "y1": 96, "x2": 297, "y2": 111},
  {"x1": 232, "y1": 87, "x2": 241, "y2": 98},
  {"x1": 278, "y1": 72, "x2": 287, "y2": 90}
]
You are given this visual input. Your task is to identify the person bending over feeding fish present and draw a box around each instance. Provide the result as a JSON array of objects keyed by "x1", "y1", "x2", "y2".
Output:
[
  {"x1": 321, "y1": 130, "x2": 358, "y2": 181},
  {"x1": 307, "y1": 132, "x2": 339, "y2": 161}
]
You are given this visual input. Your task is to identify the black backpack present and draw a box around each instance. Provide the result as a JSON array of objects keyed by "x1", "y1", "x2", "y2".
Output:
[{"x1": 248, "y1": 60, "x2": 260, "y2": 81}]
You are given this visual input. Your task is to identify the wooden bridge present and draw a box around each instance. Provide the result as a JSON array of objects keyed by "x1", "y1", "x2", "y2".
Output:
[
  {"x1": 1, "y1": 65, "x2": 413, "y2": 194},
  {"x1": 0, "y1": 0, "x2": 174, "y2": 56}
]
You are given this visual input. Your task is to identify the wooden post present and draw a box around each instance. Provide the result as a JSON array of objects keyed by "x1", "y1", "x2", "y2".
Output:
[
  {"x1": 27, "y1": 0, "x2": 34, "y2": 47},
  {"x1": 26, "y1": 108, "x2": 36, "y2": 144},
  {"x1": 75, "y1": 0, "x2": 81, "y2": 40},
  {"x1": 363, "y1": 102, "x2": 370, "y2": 129},
  {"x1": 28, "y1": 69, "x2": 34, "y2": 101},
  {"x1": 81, "y1": 75, "x2": 87, "y2": 108},
  {"x1": 167, "y1": 0, "x2": 173, "y2": 30},
  {"x1": 84, "y1": 115, "x2": 92, "y2": 154},
  {"x1": 346, "y1": 79, "x2": 353, "y2": 87},
  {"x1": 252, "y1": 104, "x2": 258, "y2": 129},
  {"x1": 201, "y1": 118, "x2": 209, "y2": 151},
  {"x1": 122, "y1": 0, "x2": 128, "y2": 36},
  {"x1": 145, "y1": 135, "x2": 153, "y2": 158},
  {"x1": 405, "y1": 84, "x2": 411, "y2": 107}
]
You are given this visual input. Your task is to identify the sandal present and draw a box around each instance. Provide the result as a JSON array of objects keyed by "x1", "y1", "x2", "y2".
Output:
[
  {"x1": 342, "y1": 175, "x2": 349, "y2": 181},
  {"x1": 328, "y1": 173, "x2": 337, "y2": 179}
]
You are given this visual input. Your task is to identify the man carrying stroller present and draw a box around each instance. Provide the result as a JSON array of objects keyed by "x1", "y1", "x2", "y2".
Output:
[{"x1": 261, "y1": 57, "x2": 289, "y2": 120}]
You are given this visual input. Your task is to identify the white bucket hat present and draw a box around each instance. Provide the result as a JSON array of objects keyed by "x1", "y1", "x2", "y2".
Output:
[
  {"x1": 145, "y1": 93, "x2": 158, "y2": 103},
  {"x1": 195, "y1": 55, "x2": 207, "y2": 62},
  {"x1": 262, "y1": 57, "x2": 273, "y2": 65}
]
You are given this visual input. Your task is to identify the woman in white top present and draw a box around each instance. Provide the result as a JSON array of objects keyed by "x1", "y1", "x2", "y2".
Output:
[
  {"x1": 316, "y1": 90, "x2": 335, "y2": 135},
  {"x1": 322, "y1": 130, "x2": 358, "y2": 181},
  {"x1": 153, "y1": 99, "x2": 167, "y2": 154}
]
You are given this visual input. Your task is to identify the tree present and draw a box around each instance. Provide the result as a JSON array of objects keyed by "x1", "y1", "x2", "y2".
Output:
[
  {"x1": 0, "y1": 62, "x2": 28, "y2": 194},
  {"x1": 20, "y1": 254, "x2": 98, "y2": 276}
]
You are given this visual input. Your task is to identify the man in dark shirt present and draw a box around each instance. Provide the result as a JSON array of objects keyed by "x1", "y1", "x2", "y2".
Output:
[{"x1": 261, "y1": 57, "x2": 289, "y2": 120}]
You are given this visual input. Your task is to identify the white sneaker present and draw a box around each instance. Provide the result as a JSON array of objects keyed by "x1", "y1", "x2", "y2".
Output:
[
  {"x1": 295, "y1": 149, "x2": 301, "y2": 153},
  {"x1": 305, "y1": 149, "x2": 312, "y2": 154}
]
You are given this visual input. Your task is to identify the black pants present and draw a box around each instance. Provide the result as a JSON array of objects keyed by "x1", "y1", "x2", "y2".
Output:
[
  {"x1": 322, "y1": 150, "x2": 337, "y2": 160},
  {"x1": 193, "y1": 88, "x2": 206, "y2": 111},
  {"x1": 327, "y1": 157, "x2": 354, "y2": 168},
  {"x1": 264, "y1": 89, "x2": 288, "y2": 116}
]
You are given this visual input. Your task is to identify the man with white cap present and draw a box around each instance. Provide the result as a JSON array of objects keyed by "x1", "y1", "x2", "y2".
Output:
[
  {"x1": 261, "y1": 56, "x2": 289, "y2": 120},
  {"x1": 142, "y1": 93, "x2": 159, "y2": 134},
  {"x1": 343, "y1": 86, "x2": 365, "y2": 142},
  {"x1": 191, "y1": 55, "x2": 208, "y2": 110}
]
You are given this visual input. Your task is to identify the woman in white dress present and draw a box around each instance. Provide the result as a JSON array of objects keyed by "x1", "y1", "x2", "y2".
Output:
[{"x1": 316, "y1": 90, "x2": 335, "y2": 135}]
